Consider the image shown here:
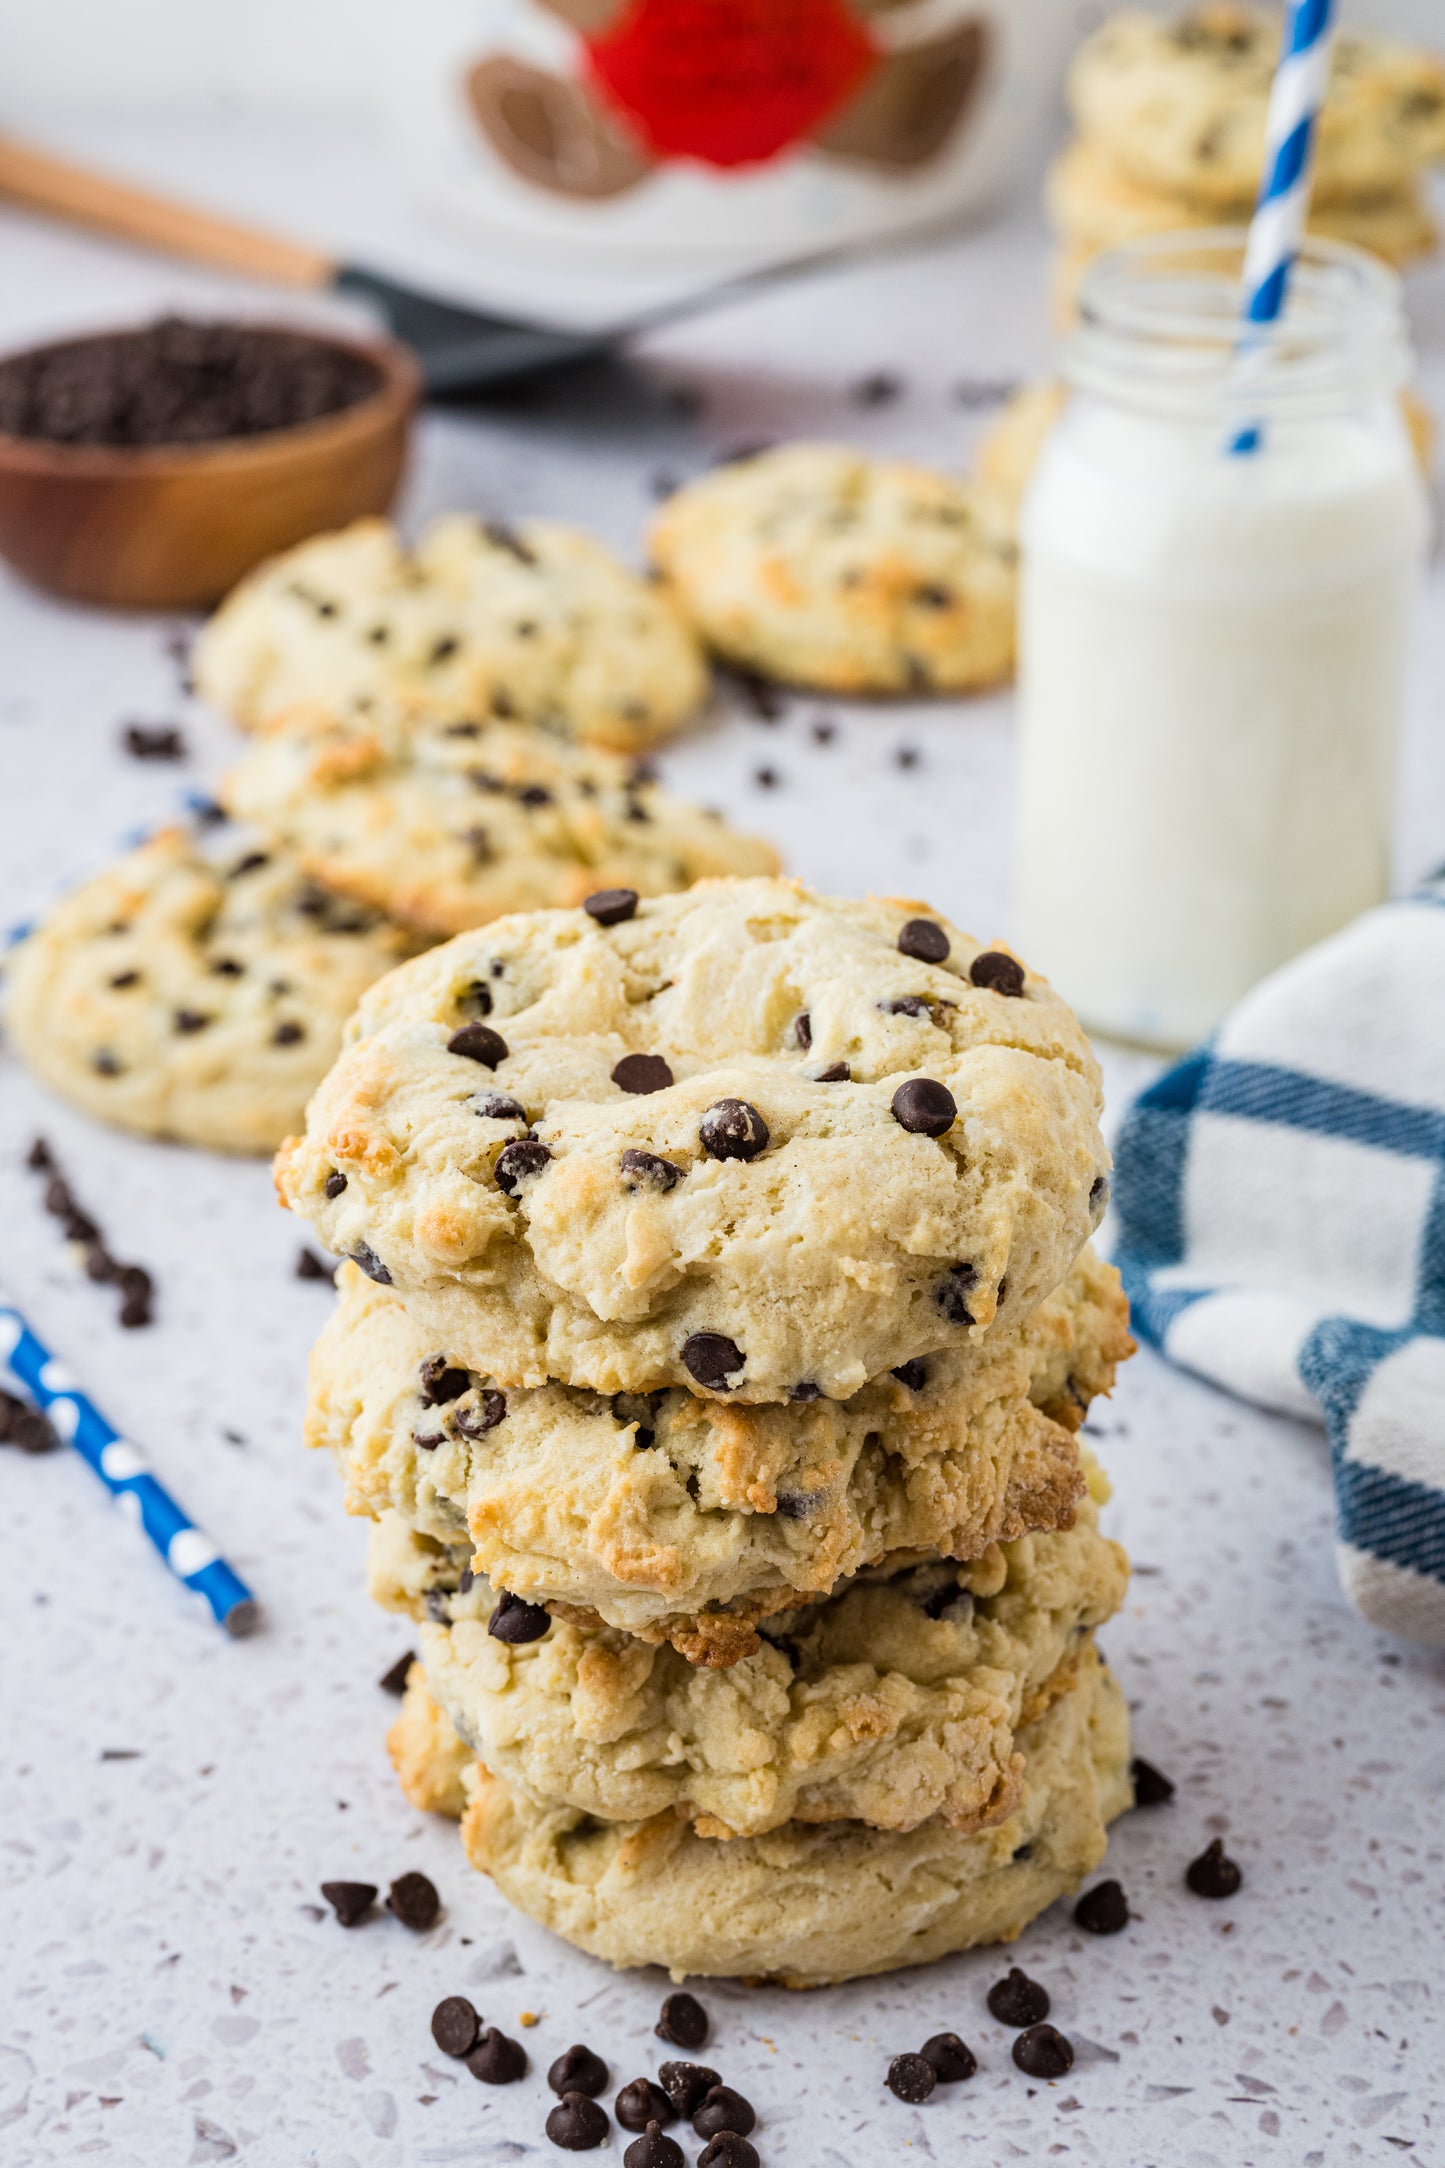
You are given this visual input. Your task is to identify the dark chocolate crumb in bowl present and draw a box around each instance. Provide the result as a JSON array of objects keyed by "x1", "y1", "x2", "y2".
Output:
[
  {"x1": 657, "y1": 2061, "x2": 720, "y2": 2117},
  {"x1": 655, "y1": 1990, "x2": 709, "y2": 2049},
  {"x1": 623, "y1": 2123, "x2": 685, "y2": 2168},
  {"x1": 431, "y1": 1995, "x2": 481, "y2": 2058},
  {"x1": 320, "y1": 1879, "x2": 376, "y2": 1928},
  {"x1": 1186, "y1": 1836, "x2": 1242, "y2": 1898},
  {"x1": 886, "y1": 2052, "x2": 936, "y2": 2103},
  {"x1": 921, "y1": 2031, "x2": 977, "y2": 2081},
  {"x1": 548, "y1": 2044, "x2": 609, "y2": 2098},
  {"x1": 1075, "y1": 1878, "x2": 1130, "y2": 1934},
  {"x1": 616, "y1": 2078, "x2": 675, "y2": 2131},
  {"x1": 987, "y1": 1966, "x2": 1050, "y2": 2027},
  {"x1": 386, "y1": 1870, "x2": 440, "y2": 1930},
  {"x1": 1013, "y1": 2023, "x2": 1074, "y2": 2078},
  {"x1": 546, "y1": 2090, "x2": 610, "y2": 2148},
  {"x1": 697, "y1": 2137, "x2": 760, "y2": 2168},
  {"x1": 468, "y1": 2026, "x2": 528, "y2": 2084},
  {"x1": 693, "y1": 2084, "x2": 756, "y2": 2138}
]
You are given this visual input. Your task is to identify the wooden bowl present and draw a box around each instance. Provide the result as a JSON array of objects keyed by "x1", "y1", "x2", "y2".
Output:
[{"x1": 0, "y1": 324, "x2": 420, "y2": 609}]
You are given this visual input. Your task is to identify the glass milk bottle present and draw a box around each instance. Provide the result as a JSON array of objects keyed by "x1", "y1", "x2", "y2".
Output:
[{"x1": 1015, "y1": 232, "x2": 1430, "y2": 1050}]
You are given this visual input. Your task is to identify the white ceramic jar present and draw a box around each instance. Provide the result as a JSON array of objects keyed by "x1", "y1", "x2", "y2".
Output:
[
  {"x1": 392, "y1": 0, "x2": 1080, "y2": 264},
  {"x1": 1015, "y1": 233, "x2": 1431, "y2": 1052}
]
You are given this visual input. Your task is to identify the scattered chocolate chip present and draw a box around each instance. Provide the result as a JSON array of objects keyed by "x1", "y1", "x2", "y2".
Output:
[
  {"x1": 788, "y1": 1381, "x2": 822, "y2": 1402},
  {"x1": 92, "y1": 1050, "x2": 122, "y2": 1075},
  {"x1": 892, "y1": 1358, "x2": 928, "y2": 1391},
  {"x1": 693, "y1": 2085, "x2": 755, "y2": 2139},
  {"x1": 432, "y1": 1996, "x2": 481, "y2": 2058},
  {"x1": 295, "y1": 1247, "x2": 331, "y2": 1281},
  {"x1": 921, "y1": 2032, "x2": 976, "y2": 2082},
  {"x1": 851, "y1": 369, "x2": 903, "y2": 406},
  {"x1": 320, "y1": 1880, "x2": 376, "y2": 1927},
  {"x1": 811, "y1": 717, "x2": 837, "y2": 744},
  {"x1": 616, "y1": 2079, "x2": 675, "y2": 2132},
  {"x1": 456, "y1": 1390, "x2": 507, "y2": 1438},
  {"x1": 884, "y1": 993, "x2": 930, "y2": 1021},
  {"x1": 1075, "y1": 1878, "x2": 1130, "y2": 1934},
  {"x1": 350, "y1": 1243, "x2": 392, "y2": 1285},
  {"x1": 700, "y1": 1098, "x2": 769, "y2": 1161},
  {"x1": 936, "y1": 1262, "x2": 976, "y2": 1325},
  {"x1": 895, "y1": 744, "x2": 921, "y2": 769},
  {"x1": 419, "y1": 1354, "x2": 470, "y2": 1405},
  {"x1": 613, "y1": 1053, "x2": 674, "y2": 1095},
  {"x1": 624, "y1": 2125, "x2": 683, "y2": 2168},
  {"x1": 468, "y1": 2027, "x2": 528, "y2": 2084},
  {"x1": 475, "y1": 1092, "x2": 528, "y2": 1123},
  {"x1": 546, "y1": 2092, "x2": 610, "y2": 2149},
  {"x1": 483, "y1": 521, "x2": 536, "y2": 566},
  {"x1": 584, "y1": 887, "x2": 639, "y2": 926},
  {"x1": 987, "y1": 1966, "x2": 1050, "y2": 2027},
  {"x1": 681, "y1": 1333, "x2": 744, "y2": 1390},
  {"x1": 324, "y1": 1170, "x2": 347, "y2": 1198},
  {"x1": 121, "y1": 722, "x2": 187, "y2": 761},
  {"x1": 495, "y1": 1139, "x2": 551, "y2": 1194},
  {"x1": 109, "y1": 968, "x2": 140, "y2": 988},
  {"x1": 815, "y1": 1061, "x2": 850, "y2": 1081},
  {"x1": 173, "y1": 1008, "x2": 211, "y2": 1034},
  {"x1": 754, "y1": 766, "x2": 780, "y2": 789},
  {"x1": 489, "y1": 1590, "x2": 551, "y2": 1643},
  {"x1": 697, "y1": 2139, "x2": 759, "y2": 2168},
  {"x1": 549, "y1": 2045, "x2": 609, "y2": 2098},
  {"x1": 891, "y1": 1078, "x2": 956, "y2": 1136},
  {"x1": 1013, "y1": 2024, "x2": 1073, "y2": 2079},
  {"x1": 792, "y1": 1011, "x2": 812, "y2": 1050},
  {"x1": 117, "y1": 1269, "x2": 154, "y2": 1329},
  {"x1": 898, "y1": 919, "x2": 949, "y2": 964},
  {"x1": 387, "y1": 1871, "x2": 440, "y2": 1930},
  {"x1": 457, "y1": 978, "x2": 494, "y2": 1017},
  {"x1": 271, "y1": 1019, "x2": 305, "y2": 1047},
  {"x1": 657, "y1": 2064, "x2": 720, "y2": 2119},
  {"x1": 886, "y1": 2053, "x2": 935, "y2": 2103},
  {"x1": 1090, "y1": 1174, "x2": 1111, "y2": 1213},
  {"x1": 448, "y1": 1022, "x2": 508, "y2": 1067},
  {"x1": 378, "y1": 1650, "x2": 414, "y2": 1696},
  {"x1": 1131, "y1": 1755, "x2": 1175, "y2": 1807},
  {"x1": 620, "y1": 1148, "x2": 684, "y2": 1192},
  {"x1": 0, "y1": 1391, "x2": 59, "y2": 1454},
  {"x1": 1186, "y1": 1837, "x2": 1242, "y2": 1898},
  {"x1": 228, "y1": 851, "x2": 270, "y2": 878},
  {"x1": 970, "y1": 950, "x2": 1025, "y2": 997},
  {"x1": 655, "y1": 1992, "x2": 708, "y2": 2049}
]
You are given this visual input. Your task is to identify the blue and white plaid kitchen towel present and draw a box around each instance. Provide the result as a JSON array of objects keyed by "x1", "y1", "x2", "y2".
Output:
[{"x1": 1110, "y1": 877, "x2": 1445, "y2": 1646}]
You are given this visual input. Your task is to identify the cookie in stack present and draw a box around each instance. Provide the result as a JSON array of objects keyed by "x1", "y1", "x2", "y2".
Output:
[
  {"x1": 285, "y1": 876, "x2": 1138, "y2": 1984},
  {"x1": 1048, "y1": 4, "x2": 1445, "y2": 320}
]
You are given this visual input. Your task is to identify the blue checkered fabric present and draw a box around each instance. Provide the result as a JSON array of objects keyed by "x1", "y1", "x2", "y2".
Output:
[{"x1": 1111, "y1": 879, "x2": 1445, "y2": 1645}]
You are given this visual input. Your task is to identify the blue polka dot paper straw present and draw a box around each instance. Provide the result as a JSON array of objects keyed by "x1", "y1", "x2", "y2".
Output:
[
  {"x1": 0, "y1": 1292, "x2": 259, "y2": 1636},
  {"x1": 1232, "y1": 0, "x2": 1337, "y2": 453}
]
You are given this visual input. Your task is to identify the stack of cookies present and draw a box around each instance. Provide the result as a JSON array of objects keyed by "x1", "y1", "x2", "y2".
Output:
[
  {"x1": 1048, "y1": 4, "x2": 1445, "y2": 321},
  {"x1": 286, "y1": 876, "x2": 1138, "y2": 1986}
]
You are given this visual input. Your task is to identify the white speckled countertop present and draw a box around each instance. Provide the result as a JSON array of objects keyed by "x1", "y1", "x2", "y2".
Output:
[{"x1": 2, "y1": 116, "x2": 1444, "y2": 2168}]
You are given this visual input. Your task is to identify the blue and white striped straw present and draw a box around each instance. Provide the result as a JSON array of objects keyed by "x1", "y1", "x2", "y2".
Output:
[
  {"x1": 0, "y1": 1293, "x2": 259, "y2": 1635},
  {"x1": 1232, "y1": 0, "x2": 1337, "y2": 452}
]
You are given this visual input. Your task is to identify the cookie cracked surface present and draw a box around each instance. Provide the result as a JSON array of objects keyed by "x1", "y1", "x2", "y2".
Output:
[{"x1": 278, "y1": 878, "x2": 1108, "y2": 1402}]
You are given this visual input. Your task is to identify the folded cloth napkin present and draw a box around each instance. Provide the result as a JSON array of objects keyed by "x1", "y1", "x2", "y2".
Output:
[{"x1": 1111, "y1": 879, "x2": 1445, "y2": 1646}]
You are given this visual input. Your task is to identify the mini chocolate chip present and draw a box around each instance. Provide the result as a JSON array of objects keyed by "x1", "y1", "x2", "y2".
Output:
[
  {"x1": 693, "y1": 2085, "x2": 755, "y2": 2139},
  {"x1": 697, "y1": 2140, "x2": 759, "y2": 2168},
  {"x1": 350, "y1": 1243, "x2": 392, "y2": 1285},
  {"x1": 296, "y1": 1247, "x2": 331, "y2": 1281},
  {"x1": 458, "y1": 978, "x2": 493, "y2": 1016},
  {"x1": 987, "y1": 1966, "x2": 1050, "y2": 2027},
  {"x1": 475, "y1": 1092, "x2": 528, "y2": 1122},
  {"x1": 886, "y1": 2053, "x2": 935, "y2": 2103},
  {"x1": 616, "y1": 2079, "x2": 675, "y2": 2132},
  {"x1": 324, "y1": 1170, "x2": 347, "y2": 1198},
  {"x1": 420, "y1": 1354, "x2": 470, "y2": 1404},
  {"x1": 898, "y1": 918, "x2": 949, "y2": 964},
  {"x1": 122, "y1": 723, "x2": 185, "y2": 760},
  {"x1": 546, "y1": 2092, "x2": 610, "y2": 2149},
  {"x1": 468, "y1": 2027, "x2": 528, "y2": 2084},
  {"x1": 173, "y1": 1009, "x2": 210, "y2": 1034},
  {"x1": 754, "y1": 766, "x2": 779, "y2": 788},
  {"x1": 496, "y1": 1139, "x2": 551, "y2": 1193},
  {"x1": 700, "y1": 1098, "x2": 769, "y2": 1161},
  {"x1": 892, "y1": 1358, "x2": 928, "y2": 1390},
  {"x1": 657, "y1": 2064, "x2": 720, "y2": 2118},
  {"x1": 448, "y1": 1021, "x2": 508, "y2": 1067},
  {"x1": 584, "y1": 887, "x2": 639, "y2": 926},
  {"x1": 489, "y1": 1590, "x2": 550, "y2": 1643},
  {"x1": 681, "y1": 1333, "x2": 744, "y2": 1390},
  {"x1": 209, "y1": 957, "x2": 243, "y2": 977},
  {"x1": 655, "y1": 1992, "x2": 708, "y2": 2049},
  {"x1": 891, "y1": 1078, "x2": 956, "y2": 1136},
  {"x1": 1090, "y1": 1174, "x2": 1111, "y2": 1212},
  {"x1": 92, "y1": 1051, "x2": 121, "y2": 1075},
  {"x1": 921, "y1": 2033, "x2": 976, "y2": 2082},
  {"x1": 793, "y1": 1010, "x2": 812, "y2": 1050},
  {"x1": 320, "y1": 1880, "x2": 376, "y2": 1928},
  {"x1": 620, "y1": 1148, "x2": 684, "y2": 1191},
  {"x1": 936, "y1": 1262, "x2": 976, "y2": 1325},
  {"x1": 272, "y1": 1019, "x2": 305, "y2": 1046},
  {"x1": 432, "y1": 1996, "x2": 481, "y2": 2058},
  {"x1": 613, "y1": 1053, "x2": 674, "y2": 1095},
  {"x1": 1131, "y1": 1755, "x2": 1175, "y2": 1807},
  {"x1": 0, "y1": 1394, "x2": 59, "y2": 1454},
  {"x1": 1186, "y1": 1837, "x2": 1242, "y2": 1898},
  {"x1": 228, "y1": 851, "x2": 269, "y2": 878},
  {"x1": 517, "y1": 783, "x2": 552, "y2": 807},
  {"x1": 456, "y1": 1389, "x2": 507, "y2": 1438},
  {"x1": 378, "y1": 1650, "x2": 414, "y2": 1696},
  {"x1": 549, "y1": 2044, "x2": 609, "y2": 2098},
  {"x1": 414, "y1": 1427, "x2": 445, "y2": 1452},
  {"x1": 815, "y1": 1062, "x2": 850, "y2": 1081},
  {"x1": 1075, "y1": 1878, "x2": 1130, "y2": 1934},
  {"x1": 386, "y1": 1871, "x2": 440, "y2": 1930},
  {"x1": 970, "y1": 949, "x2": 1025, "y2": 997},
  {"x1": 1013, "y1": 2024, "x2": 1073, "y2": 2078},
  {"x1": 109, "y1": 969, "x2": 140, "y2": 988},
  {"x1": 789, "y1": 1380, "x2": 822, "y2": 1402},
  {"x1": 624, "y1": 2125, "x2": 683, "y2": 2168}
]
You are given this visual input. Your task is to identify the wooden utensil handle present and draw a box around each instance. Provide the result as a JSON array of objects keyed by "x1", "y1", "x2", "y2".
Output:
[{"x1": 0, "y1": 135, "x2": 335, "y2": 289}]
